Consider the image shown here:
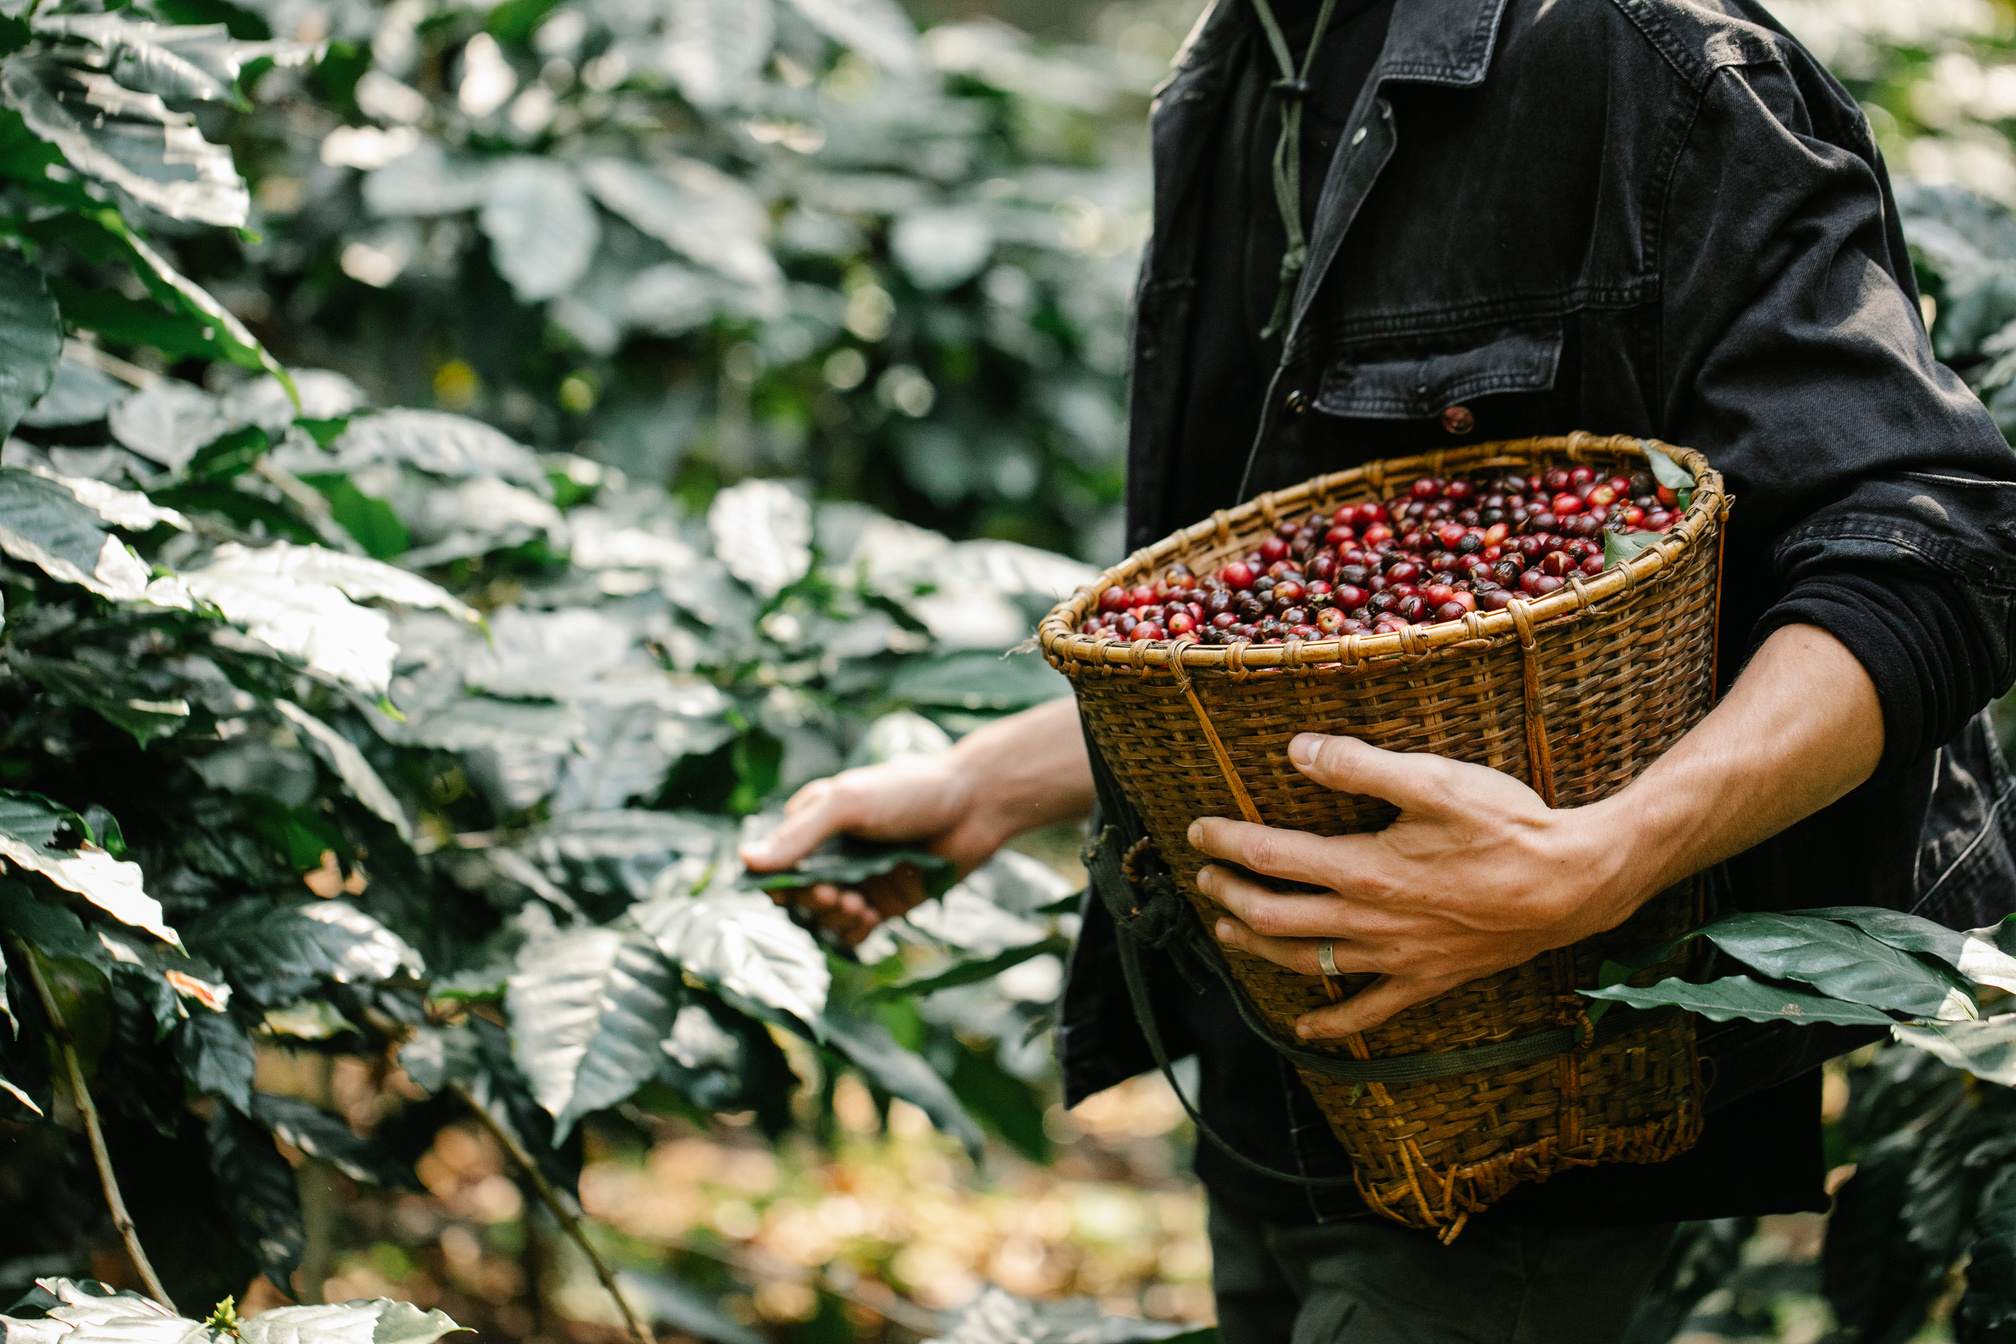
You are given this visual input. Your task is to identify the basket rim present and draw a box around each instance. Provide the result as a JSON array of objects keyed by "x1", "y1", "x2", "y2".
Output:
[{"x1": 1037, "y1": 432, "x2": 1728, "y2": 672}]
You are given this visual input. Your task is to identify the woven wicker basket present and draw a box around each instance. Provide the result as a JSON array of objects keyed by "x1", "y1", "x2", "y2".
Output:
[{"x1": 1039, "y1": 433, "x2": 1730, "y2": 1234}]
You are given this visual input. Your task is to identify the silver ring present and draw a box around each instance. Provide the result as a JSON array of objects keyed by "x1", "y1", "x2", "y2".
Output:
[{"x1": 1318, "y1": 940, "x2": 1339, "y2": 976}]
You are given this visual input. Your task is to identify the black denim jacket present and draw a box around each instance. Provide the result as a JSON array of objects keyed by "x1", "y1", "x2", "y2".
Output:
[{"x1": 1058, "y1": 0, "x2": 2016, "y2": 1210}]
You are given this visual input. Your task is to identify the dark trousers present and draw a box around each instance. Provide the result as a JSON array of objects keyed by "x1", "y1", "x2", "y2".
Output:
[{"x1": 1208, "y1": 1200, "x2": 1677, "y2": 1344}]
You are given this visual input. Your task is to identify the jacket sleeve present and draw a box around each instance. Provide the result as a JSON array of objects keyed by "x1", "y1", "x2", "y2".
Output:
[{"x1": 1659, "y1": 50, "x2": 2016, "y2": 766}]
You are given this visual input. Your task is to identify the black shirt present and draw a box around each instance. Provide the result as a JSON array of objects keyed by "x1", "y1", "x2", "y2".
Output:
[{"x1": 1160, "y1": 0, "x2": 1998, "y2": 1228}]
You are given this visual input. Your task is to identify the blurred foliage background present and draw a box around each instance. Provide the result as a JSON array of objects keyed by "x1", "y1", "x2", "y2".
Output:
[{"x1": 13, "y1": 0, "x2": 2016, "y2": 1342}]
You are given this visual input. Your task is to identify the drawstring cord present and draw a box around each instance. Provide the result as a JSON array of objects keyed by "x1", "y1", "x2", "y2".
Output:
[{"x1": 1249, "y1": 0, "x2": 1340, "y2": 339}]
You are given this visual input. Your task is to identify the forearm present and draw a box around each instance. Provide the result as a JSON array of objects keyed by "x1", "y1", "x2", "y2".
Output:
[
  {"x1": 952, "y1": 696, "x2": 1095, "y2": 845},
  {"x1": 1593, "y1": 622, "x2": 1885, "y2": 916}
]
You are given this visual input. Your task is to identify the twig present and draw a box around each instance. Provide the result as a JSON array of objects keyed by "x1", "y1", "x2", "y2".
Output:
[
  {"x1": 10, "y1": 936, "x2": 176, "y2": 1311},
  {"x1": 448, "y1": 1081, "x2": 655, "y2": 1344}
]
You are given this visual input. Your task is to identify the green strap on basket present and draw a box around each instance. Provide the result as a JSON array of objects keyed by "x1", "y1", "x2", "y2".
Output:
[{"x1": 1079, "y1": 733, "x2": 1669, "y2": 1188}]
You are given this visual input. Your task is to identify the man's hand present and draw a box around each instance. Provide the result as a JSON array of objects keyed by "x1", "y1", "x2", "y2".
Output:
[
  {"x1": 740, "y1": 697, "x2": 1094, "y2": 944},
  {"x1": 1195, "y1": 733, "x2": 1635, "y2": 1039},
  {"x1": 1195, "y1": 622, "x2": 1885, "y2": 1041}
]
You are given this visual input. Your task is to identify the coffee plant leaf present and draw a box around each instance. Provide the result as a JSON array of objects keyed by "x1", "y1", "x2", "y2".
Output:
[
  {"x1": 0, "y1": 1280, "x2": 461, "y2": 1344},
  {"x1": 464, "y1": 1014, "x2": 582, "y2": 1196},
  {"x1": 207, "y1": 1103, "x2": 307, "y2": 1290},
  {"x1": 651, "y1": 0, "x2": 774, "y2": 110},
  {"x1": 506, "y1": 926, "x2": 684, "y2": 1139},
  {"x1": 1798, "y1": 905, "x2": 2016, "y2": 993},
  {"x1": 181, "y1": 542, "x2": 473, "y2": 695},
  {"x1": 13, "y1": 653, "x2": 192, "y2": 746},
  {"x1": 0, "y1": 790, "x2": 177, "y2": 948},
  {"x1": 516, "y1": 809, "x2": 731, "y2": 908},
  {"x1": 478, "y1": 158, "x2": 599, "y2": 303},
  {"x1": 248, "y1": 1092, "x2": 418, "y2": 1189},
  {"x1": 633, "y1": 890, "x2": 829, "y2": 1025},
  {"x1": 319, "y1": 410, "x2": 548, "y2": 488},
  {"x1": 0, "y1": 247, "x2": 60, "y2": 440},
  {"x1": 397, "y1": 1022, "x2": 481, "y2": 1094},
  {"x1": 30, "y1": 15, "x2": 315, "y2": 104},
  {"x1": 0, "y1": 50, "x2": 247, "y2": 228},
  {"x1": 1823, "y1": 1127, "x2": 1955, "y2": 1344},
  {"x1": 577, "y1": 157, "x2": 781, "y2": 294},
  {"x1": 174, "y1": 1004, "x2": 255, "y2": 1111},
  {"x1": 868, "y1": 936, "x2": 1071, "y2": 1001},
  {"x1": 820, "y1": 1005, "x2": 983, "y2": 1159},
  {"x1": 184, "y1": 899, "x2": 403, "y2": 1007},
  {"x1": 361, "y1": 141, "x2": 499, "y2": 218},
  {"x1": 0, "y1": 882, "x2": 105, "y2": 969},
  {"x1": 21, "y1": 356, "x2": 126, "y2": 428},
  {"x1": 1959, "y1": 1162, "x2": 2016, "y2": 1342},
  {"x1": 271, "y1": 701, "x2": 411, "y2": 841},
  {"x1": 116, "y1": 232, "x2": 289, "y2": 385},
  {"x1": 1892, "y1": 1015, "x2": 2016, "y2": 1085},
  {"x1": 748, "y1": 837, "x2": 956, "y2": 900},
  {"x1": 106, "y1": 381, "x2": 235, "y2": 471},
  {"x1": 1582, "y1": 974, "x2": 1900, "y2": 1026},
  {"x1": 0, "y1": 467, "x2": 182, "y2": 605},
  {"x1": 705, "y1": 478, "x2": 811, "y2": 597},
  {"x1": 782, "y1": 0, "x2": 920, "y2": 74},
  {"x1": 1692, "y1": 911, "x2": 1978, "y2": 1020},
  {"x1": 1602, "y1": 528, "x2": 1660, "y2": 569}
]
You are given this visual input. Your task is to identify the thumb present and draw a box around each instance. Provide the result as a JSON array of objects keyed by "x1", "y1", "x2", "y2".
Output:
[{"x1": 1288, "y1": 734, "x2": 1460, "y2": 815}]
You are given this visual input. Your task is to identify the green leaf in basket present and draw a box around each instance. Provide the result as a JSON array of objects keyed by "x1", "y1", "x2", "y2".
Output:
[
  {"x1": 1603, "y1": 528, "x2": 1662, "y2": 569},
  {"x1": 1583, "y1": 974, "x2": 1900, "y2": 1026},
  {"x1": 1641, "y1": 442, "x2": 1695, "y2": 511},
  {"x1": 749, "y1": 836, "x2": 958, "y2": 899},
  {"x1": 1690, "y1": 911, "x2": 1979, "y2": 1021}
]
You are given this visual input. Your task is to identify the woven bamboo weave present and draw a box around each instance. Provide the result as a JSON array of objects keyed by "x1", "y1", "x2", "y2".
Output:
[{"x1": 1038, "y1": 433, "x2": 1729, "y2": 1235}]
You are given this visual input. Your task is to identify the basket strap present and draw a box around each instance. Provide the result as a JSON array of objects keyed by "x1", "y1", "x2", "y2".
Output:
[{"x1": 1166, "y1": 645, "x2": 1262, "y2": 824}]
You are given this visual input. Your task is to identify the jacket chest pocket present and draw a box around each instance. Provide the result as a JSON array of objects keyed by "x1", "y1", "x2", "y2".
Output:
[{"x1": 1315, "y1": 323, "x2": 1564, "y2": 420}]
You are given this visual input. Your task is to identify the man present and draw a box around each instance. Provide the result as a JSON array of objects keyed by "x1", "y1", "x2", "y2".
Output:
[{"x1": 743, "y1": 0, "x2": 2016, "y2": 1338}]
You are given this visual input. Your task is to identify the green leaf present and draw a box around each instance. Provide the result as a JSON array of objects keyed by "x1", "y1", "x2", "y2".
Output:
[
  {"x1": 174, "y1": 1004, "x2": 255, "y2": 1110},
  {"x1": 1640, "y1": 442, "x2": 1694, "y2": 510},
  {"x1": 272, "y1": 700, "x2": 412, "y2": 842},
  {"x1": 634, "y1": 891, "x2": 830, "y2": 1026},
  {"x1": 868, "y1": 936, "x2": 1071, "y2": 1000},
  {"x1": 0, "y1": 246, "x2": 61, "y2": 440},
  {"x1": 505, "y1": 927, "x2": 684, "y2": 1140},
  {"x1": 1582, "y1": 974, "x2": 1900, "y2": 1026},
  {"x1": 1796, "y1": 905, "x2": 2016, "y2": 993},
  {"x1": 0, "y1": 881, "x2": 107, "y2": 967},
  {"x1": 1602, "y1": 528, "x2": 1660, "y2": 568},
  {"x1": 12, "y1": 652, "x2": 191, "y2": 745},
  {"x1": 0, "y1": 789, "x2": 178, "y2": 947},
  {"x1": 313, "y1": 476, "x2": 409, "y2": 559},
  {"x1": 820, "y1": 1005, "x2": 983, "y2": 1159},
  {"x1": 249, "y1": 1091, "x2": 419, "y2": 1189},
  {"x1": 1892, "y1": 1014, "x2": 2016, "y2": 1085},
  {"x1": 479, "y1": 157, "x2": 599, "y2": 303},
  {"x1": 750, "y1": 836, "x2": 957, "y2": 900},
  {"x1": 206, "y1": 1104, "x2": 305, "y2": 1292},
  {"x1": 0, "y1": 466, "x2": 178, "y2": 605},
  {"x1": 726, "y1": 727, "x2": 782, "y2": 815},
  {"x1": 186, "y1": 425, "x2": 270, "y2": 482},
  {"x1": 185, "y1": 898, "x2": 420, "y2": 1007},
  {"x1": 1690, "y1": 911, "x2": 1977, "y2": 1020}
]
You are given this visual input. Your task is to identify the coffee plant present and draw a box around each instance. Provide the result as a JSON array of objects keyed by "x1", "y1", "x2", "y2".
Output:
[{"x1": 0, "y1": 0, "x2": 1128, "y2": 1330}]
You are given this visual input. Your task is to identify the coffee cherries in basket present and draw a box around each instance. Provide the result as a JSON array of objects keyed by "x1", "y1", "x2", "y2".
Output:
[{"x1": 1075, "y1": 467, "x2": 1678, "y2": 646}]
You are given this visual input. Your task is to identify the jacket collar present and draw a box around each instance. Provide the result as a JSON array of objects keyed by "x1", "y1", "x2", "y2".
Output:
[{"x1": 1161, "y1": 0, "x2": 1510, "y2": 92}]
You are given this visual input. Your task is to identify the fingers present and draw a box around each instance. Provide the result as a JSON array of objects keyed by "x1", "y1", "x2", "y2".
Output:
[
  {"x1": 1287, "y1": 734, "x2": 1463, "y2": 815},
  {"x1": 1186, "y1": 816, "x2": 1348, "y2": 888},
  {"x1": 1291, "y1": 974, "x2": 1458, "y2": 1039},
  {"x1": 741, "y1": 778, "x2": 856, "y2": 871},
  {"x1": 1197, "y1": 863, "x2": 1391, "y2": 941},
  {"x1": 1211, "y1": 915, "x2": 1378, "y2": 977}
]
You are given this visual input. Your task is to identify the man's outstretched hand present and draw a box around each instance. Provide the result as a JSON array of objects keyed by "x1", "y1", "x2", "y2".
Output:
[
  {"x1": 739, "y1": 697, "x2": 1096, "y2": 945},
  {"x1": 1194, "y1": 732, "x2": 1637, "y2": 1040}
]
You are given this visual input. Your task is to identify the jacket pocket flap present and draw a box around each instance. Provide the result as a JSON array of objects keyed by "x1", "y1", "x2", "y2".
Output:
[{"x1": 1316, "y1": 325, "x2": 1563, "y2": 419}]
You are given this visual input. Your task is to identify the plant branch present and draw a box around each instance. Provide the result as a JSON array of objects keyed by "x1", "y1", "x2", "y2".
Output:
[
  {"x1": 10, "y1": 937, "x2": 175, "y2": 1311},
  {"x1": 448, "y1": 1080, "x2": 654, "y2": 1344}
]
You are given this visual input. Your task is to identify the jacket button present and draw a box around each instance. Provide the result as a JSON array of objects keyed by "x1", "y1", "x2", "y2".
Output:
[
  {"x1": 1283, "y1": 388, "x2": 1310, "y2": 417},
  {"x1": 1441, "y1": 405, "x2": 1475, "y2": 435}
]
